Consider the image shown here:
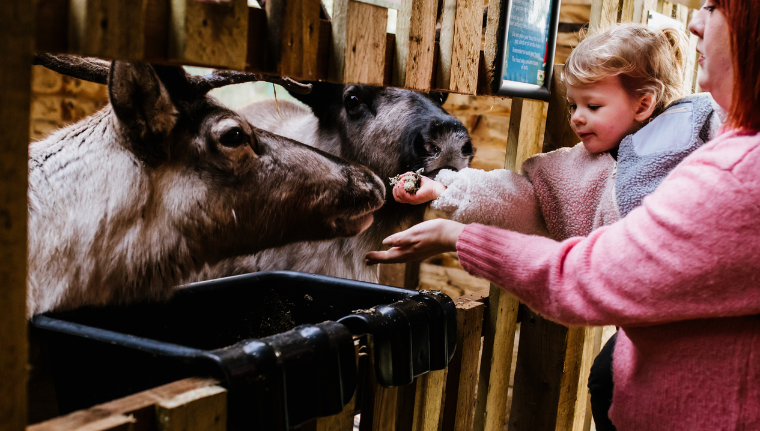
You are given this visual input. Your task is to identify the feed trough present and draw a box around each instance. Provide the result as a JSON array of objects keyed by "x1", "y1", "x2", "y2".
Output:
[{"x1": 29, "y1": 271, "x2": 456, "y2": 430}]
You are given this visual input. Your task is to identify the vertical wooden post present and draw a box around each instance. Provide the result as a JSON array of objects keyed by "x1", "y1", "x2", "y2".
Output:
[
  {"x1": 410, "y1": 370, "x2": 447, "y2": 431},
  {"x1": 554, "y1": 327, "x2": 603, "y2": 431},
  {"x1": 155, "y1": 386, "x2": 227, "y2": 431},
  {"x1": 265, "y1": 0, "x2": 321, "y2": 80},
  {"x1": 436, "y1": 0, "x2": 480, "y2": 94},
  {"x1": 168, "y1": 0, "x2": 248, "y2": 69},
  {"x1": 315, "y1": 341, "x2": 363, "y2": 431},
  {"x1": 620, "y1": 0, "x2": 635, "y2": 23},
  {"x1": 393, "y1": 0, "x2": 437, "y2": 90},
  {"x1": 640, "y1": 0, "x2": 658, "y2": 23},
  {"x1": 442, "y1": 291, "x2": 487, "y2": 431},
  {"x1": 359, "y1": 336, "x2": 399, "y2": 431},
  {"x1": 330, "y1": 0, "x2": 388, "y2": 85},
  {"x1": 0, "y1": 2, "x2": 33, "y2": 430},
  {"x1": 589, "y1": 0, "x2": 620, "y2": 32},
  {"x1": 480, "y1": 0, "x2": 505, "y2": 95}
]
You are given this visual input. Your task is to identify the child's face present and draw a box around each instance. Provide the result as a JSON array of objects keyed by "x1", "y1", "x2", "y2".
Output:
[{"x1": 566, "y1": 76, "x2": 650, "y2": 154}]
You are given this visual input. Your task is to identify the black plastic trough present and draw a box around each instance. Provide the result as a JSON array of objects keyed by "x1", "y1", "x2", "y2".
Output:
[{"x1": 29, "y1": 271, "x2": 457, "y2": 430}]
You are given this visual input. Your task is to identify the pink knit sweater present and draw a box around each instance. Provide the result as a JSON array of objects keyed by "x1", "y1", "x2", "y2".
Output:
[{"x1": 456, "y1": 130, "x2": 760, "y2": 430}]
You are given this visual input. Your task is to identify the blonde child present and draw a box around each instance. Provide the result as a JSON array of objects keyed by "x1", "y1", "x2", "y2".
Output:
[{"x1": 367, "y1": 23, "x2": 721, "y2": 430}]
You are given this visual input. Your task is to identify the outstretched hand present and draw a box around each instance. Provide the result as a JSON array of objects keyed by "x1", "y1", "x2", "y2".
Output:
[
  {"x1": 393, "y1": 173, "x2": 446, "y2": 205},
  {"x1": 365, "y1": 219, "x2": 465, "y2": 265}
]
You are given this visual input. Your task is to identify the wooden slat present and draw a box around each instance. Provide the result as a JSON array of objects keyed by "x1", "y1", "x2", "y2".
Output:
[
  {"x1": 589, "y1": 0, "x2": 620, "y2": 32},
  {"x1": 507, "y1": 308, "x2": 568, "y2": 431},
  {"x1": 313, "y1": 340, "x2": 362, "y2": 431},
  {"x1": 435, "y1": 0, "x2": 456, "y2": 90},
  {"x1": 554, "y1": 326, "x2": 603, "y2": 431},
  {"x1": 330, "y1": 0, "x2": 388, "y2": 85},
  {"x1": 384, "y1": 33, "x2": 396, "y2": 86},
  {"x1": 168, "y1": 0, "x2": 248, "y2": 69},
  {"x1": 316, "y1": 18, "x2": 332, "y2": 80},
  {"x1": 411, "y1": 370, "x2": 447, "y2": 431},
  {"x1": 359, "y1": 336, "x2": 399, "y2": 431},
  {"x1": 265, "y1": 0, "x2": 321, "y2": 80},
  {"x1": 446, "y1": 0, "x2": 480, "y2": 94},
  {"x1": 683, "y1": 32, "x2": 699, "y2": 94},
  {"x1": 620, "y1": 0, "x2": 635, "y2": 23},
  {"x1": 28, "y1": 378, "x2": 223, "y2": 431},
  {"x1": 0, "y1": 2, "x2": 33, "y2": 431},
  {"x1": 393, "y1": 0, "x2": 437, "y2": 90},
  {"x1": 481, "y1": 0, "x2": 504, "y2": 95},
  {"x1": 513, "y1": 99, "x2": 547, "y2": 174},
  {"x1": 246, "y1": 7, "x2": 268, "y2": 72},
  {"x1": 572, "y1": 328, "x2": 603, "y2": 431},
  {"x1": 640, "y1": 0, "x2": 658, "y2": 23},
  {"x1": 155, "y1": 386, "x2": 227, "y2": 431},
  {"x1": 441, "y1": 293, "x2": 486, "y2": 431}
]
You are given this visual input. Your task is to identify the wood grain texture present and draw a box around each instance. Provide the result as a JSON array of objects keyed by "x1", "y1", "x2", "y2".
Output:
[
  {"x1": 156, "y1": 386, "x2": 227, "y2": 431},
  {"x1": 503, "y1": 97, "x2": 524, "y2": 172},
  {"x1": 553, "y1": 327, "x2": 600, "y2": 431},
  {"x1": 571, "y1": 327, "x2": 603, "y2": 431},
  {"x1": 620, "y1": 0, "x2": 635, "y2": 23},
  {"x1": 168, "y1": 0, "x2": 248, "y2": 69},
  {"x1": 0, "y1": 2, "x2": 32, "y2": 430},
  {"x1": 410, "y1": 370, "x2": 447, "y2": 431},
  {"x1": 481, "y1": 0, "x2": 504, "y2": 95},
  {"x1": 359, "y1": 336, "x2": 399, "y2": 431},
  {"x1": 640, "y1": 0, "x2": 658, "y2": 23},
  {"x1": 589, "y1": 0, "x2": 620, "y2": 32},
  {"x1": 265, "y1": 0, "x2": 321, "y2": 79},
  {"x1": 393, "y1": 0, "x2": 437, "y2": 89},
  {"x1": 447, "y1": 0, "x2": 480, "y2": 94},
  {"x1": 683, "y1": 32, "x2": 699, "y2": 94},
  {"x1": 344, "y1": 0, "x2": 387, "y2": 85},
  {"x1": 69, "y1": 0, "x2": 146, "y2": 60},
  {"x1": 246, "y1": 7, "x2": 268, "y2": 72},
  {"x1": 435, "y1": 0, "x2": 456, "y2": 90},
  {"x1": 507, "y1": 308, "x2": 569, "y2": 431},
  {"x1": 28, "y1": 378, "x2": 222, "y2": 431},
  {"x1": 441, "y1": 295, "x2": 486, "y2": 431},
  {"x1": 317, "y1": 18, "x2": 332, "y2": 80},
  {"x1": 513, "y1": 99, "x2": 547, "y2": 174}
]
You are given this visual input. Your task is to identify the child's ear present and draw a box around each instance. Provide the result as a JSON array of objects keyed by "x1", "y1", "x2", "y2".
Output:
[{"x1": 634, "y1": 93, "x2": 657, "y2": 122}]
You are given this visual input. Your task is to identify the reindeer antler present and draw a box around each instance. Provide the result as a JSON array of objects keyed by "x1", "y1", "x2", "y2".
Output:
[{"x1": 32, "y1": 53, "x2": 312, "y2": 95}]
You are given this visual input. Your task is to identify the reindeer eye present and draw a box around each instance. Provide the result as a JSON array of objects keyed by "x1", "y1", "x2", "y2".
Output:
[
  {"x1": 345, "y1": 95, "x2": 362, "y2": 111},
  {"x1": 219, "y1": 127, "x2": 249, "y2": 148}
]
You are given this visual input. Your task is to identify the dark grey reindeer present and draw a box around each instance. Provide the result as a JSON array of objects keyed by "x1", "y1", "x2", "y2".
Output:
[
  {"x1": 27, "y1": 56, "x2": 385, "y2": 317},
  {"x1": 201, "y1": 82, "x2": 474, "y2": 283}
]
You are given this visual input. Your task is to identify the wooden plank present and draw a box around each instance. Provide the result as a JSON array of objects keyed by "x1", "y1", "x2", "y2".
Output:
[
  {"x1": 265, "y1": 0, "x2": 321, "y2": 80},
  {"x1": 410, "y1": 370, "x2": 447, "y2": 431},
  {"x1": 441, "y1": 294, "x2": 486, "y2": 431},
  {"x1": 155, "y1": 386, "x2": 227, "y2": 431},
  {"x1": 683, "y1": 32, "x2": 699, "y2": 95},
  {"x1": 435, "y1": 0, "x2": 456, "y2": 90},
  {"x1": 542, "y1": 65, "x2": 578, "y2": 153},
  {"x1": 393, "y1": 0, "x2": 437, "y2": 90},
  {"x1": 168, "y1": 0, "x2": 248, "y2": 69},
  {"x1": 620, "y1": 0, "x2": 635, "y2": 23},
  {"x1": 481, "y1": 0, "x2": 504, "y2": 95},
  {"x1": 503, "y1": 97, "x2": 524, "y2": 172},
  {"x1": 513, "y1": 99, "x2": 547, "y2": 174},
  {"x1": 36, "y1": 0, "x2": 69, "y2": 53},
  {"x1": 28, "y1": 378, "x2": 222, "y2": 431},
  {"x1": 330, "y1": 0, "x2": 388, "y2": 85},
  {"x1": 316, "y1": 18, "x2": 332, "y2": 80},
  {"x1": 359, "y1": 336, "x2": 399, "y2": 431},
  {"x1": 446, "y1": 0, "x2": 480, "y2": 94},
  {"x1": 589, "y1": 0, "x2": 620, "y2": 32},
  {"x1": 384, "y1": 33, "x2": 396, "y2": 86},
  {"x1": 640, "y1": 0, "x2": 658, "y2": 23},
  {"x1": 507, "y1": 307, "x2": 569, "y2": 431},
  {"x1": 313, "y1": 340, "x2": 362, "y2": 431},
  {"x1": 0, "y1": 2, "x2": 33, "y2": 431},
  {"x1": 571, "y1": 327, "x2": 603, "y2": 431},
  {"x1": 553, "y1": 327, "x2": 603, "y2": 431}
]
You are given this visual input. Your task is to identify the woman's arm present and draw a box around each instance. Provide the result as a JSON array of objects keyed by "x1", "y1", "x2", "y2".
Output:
[{"x1": 457, "y1": 135, "x2": 760, "y2": 327}]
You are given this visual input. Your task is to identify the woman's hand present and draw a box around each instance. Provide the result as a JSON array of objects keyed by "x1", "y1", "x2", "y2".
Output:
[
  {"x1": 393, "y1": 173, "x2": 447, "y2": 205},
  {"x1": 365, "y1": 219, "x2": 465, "y2": 265}
]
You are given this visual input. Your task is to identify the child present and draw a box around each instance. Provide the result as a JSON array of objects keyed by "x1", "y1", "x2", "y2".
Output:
[{"x1": 368, "y1": 23, "x2": 722, "y2": 430}]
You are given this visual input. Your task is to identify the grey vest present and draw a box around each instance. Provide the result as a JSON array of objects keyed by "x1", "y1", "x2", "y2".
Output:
[{"x1": 615, "y1": 93, "x2": 720, "y2": 217}]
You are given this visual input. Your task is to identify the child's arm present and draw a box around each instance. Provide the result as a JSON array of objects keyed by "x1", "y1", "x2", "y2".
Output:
[{"x1": 395, "y1": 168, "x2": 549, "y2": 236}]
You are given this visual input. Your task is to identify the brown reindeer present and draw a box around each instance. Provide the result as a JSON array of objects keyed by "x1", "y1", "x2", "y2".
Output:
[{"x1": 27, "y1": 55, "x2": 385, "y2": 317}]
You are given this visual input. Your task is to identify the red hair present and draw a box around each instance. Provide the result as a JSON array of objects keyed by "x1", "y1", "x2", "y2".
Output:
[{"x1": 711, "y1": 0, "x2": 760, "y2": 130}]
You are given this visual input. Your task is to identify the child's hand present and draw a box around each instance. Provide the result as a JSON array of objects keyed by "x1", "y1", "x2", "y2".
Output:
[
  {"x1": 365, "y1": 219, "x2": 465, "y2": 265},
  {"x1": 393, "y1": 173, "x2": 446, "y2": 204}
]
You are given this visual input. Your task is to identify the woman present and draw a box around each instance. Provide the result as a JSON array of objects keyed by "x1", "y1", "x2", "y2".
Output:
[{"x1": 366, "y1": 1, "x2": 760, "y2": 429}]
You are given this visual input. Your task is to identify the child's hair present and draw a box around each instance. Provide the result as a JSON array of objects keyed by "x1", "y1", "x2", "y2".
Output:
[{"x1": 564, "y1": 23, "x2": 688, "y2": 119}]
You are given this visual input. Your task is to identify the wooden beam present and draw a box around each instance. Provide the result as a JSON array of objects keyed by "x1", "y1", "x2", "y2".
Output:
[
  {"x1": 513, "y1": 99, "x2": 547, "y2": 174},
  {"x1": 640, "y1": 0, "x2": 658, "y2": 23},
  {"x1": 620, "y1": 0, "x2": 635, "y2": 23},
  {"x1": 507, "y1": 308, "x2": 568, "y2": 431},
  {"x1": 68, "y1": 0, "x2": 168, "y2": 62},
  {"x1": 168, "y1": 0, "x2": 248, "y2": 70},
  {"x1": 35, "y1": 0, "x2": 69, "y2": 53},
  {"x1": 441, "y1": 293, "x2": 486, "y2": 431},
  {"x1": 437, "y1": 0, "x2": 480, "y2": 94},
  {"x1": 393, "y1": 0, "x2": 437, "y2": 90},
  {"x1": 554, "y1": 327, "x2": 603, "y2": 431},
  {"x1": 0, "y1": 2, "x2": 33, "y2": 431},
  {"x1": 265, "y1": 0, "x2": 321, "y2": 80},
  {"x1": 28, "y1": 378, "x2": 224, "y2": 431},
  {"x1": 542, "y1": 66, "x2": 578, "y2": 153},
  {"x1": 359, "y1": 336, "x2": 399, "y2": 431},
  {"x1": 330, "y1": 0, "x2": 388, "y2": 85},
  {"x1": 481, "y1": 0, "x2": 505, "y2": 95},
  {"x1": 589, "y1": 0, "x2": 620, "y2": 32}
]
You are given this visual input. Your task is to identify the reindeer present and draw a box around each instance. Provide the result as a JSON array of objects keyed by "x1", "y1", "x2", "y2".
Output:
[
  {"x1": 27, "y1": 56, "x2": 385, "y2": 317},
  {"x1": 198, "y1": 82, "x2": 474, "y2": 283}
]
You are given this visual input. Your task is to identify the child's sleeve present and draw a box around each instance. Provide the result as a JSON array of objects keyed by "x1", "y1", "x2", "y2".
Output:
[{"x1": 432, "y1": 167, "x2": 549, "y2": 236}]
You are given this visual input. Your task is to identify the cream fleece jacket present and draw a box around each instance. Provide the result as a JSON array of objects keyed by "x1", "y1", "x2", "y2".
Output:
[{"x1": 432, "y1": 143, "x2": 619, "y2": 241}]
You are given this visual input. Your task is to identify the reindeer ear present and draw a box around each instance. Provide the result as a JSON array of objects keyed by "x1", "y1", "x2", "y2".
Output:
[
  {"x1": 109, "y1": 61, "x2": 178, "y2": 143},
  {"x1": 285, "y1": 80, "x2": 343, "y2": 119}
]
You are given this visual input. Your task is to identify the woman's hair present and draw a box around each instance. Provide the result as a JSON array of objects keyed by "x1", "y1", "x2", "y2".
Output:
[
  {"x1": 564, "y1": 24, "x2": 688, "y2": 119},
  {"x1": 711, "y1": 0, "x2": 760, "y2": 130}
]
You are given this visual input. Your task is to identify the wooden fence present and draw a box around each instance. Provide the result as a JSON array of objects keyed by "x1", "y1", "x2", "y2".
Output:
[{"x1": 1, "y1": 0, "x2": 701, "y2": 431}]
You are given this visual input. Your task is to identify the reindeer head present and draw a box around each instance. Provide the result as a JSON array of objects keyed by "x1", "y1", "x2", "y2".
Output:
[{"x1": 284, "y1": 82, "x2": 473, "y2": 201}]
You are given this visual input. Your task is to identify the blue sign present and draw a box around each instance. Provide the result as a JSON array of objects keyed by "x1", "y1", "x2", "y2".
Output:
[{"x1": 503, "y1": 0, "x2": 553, "y2": 86}]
